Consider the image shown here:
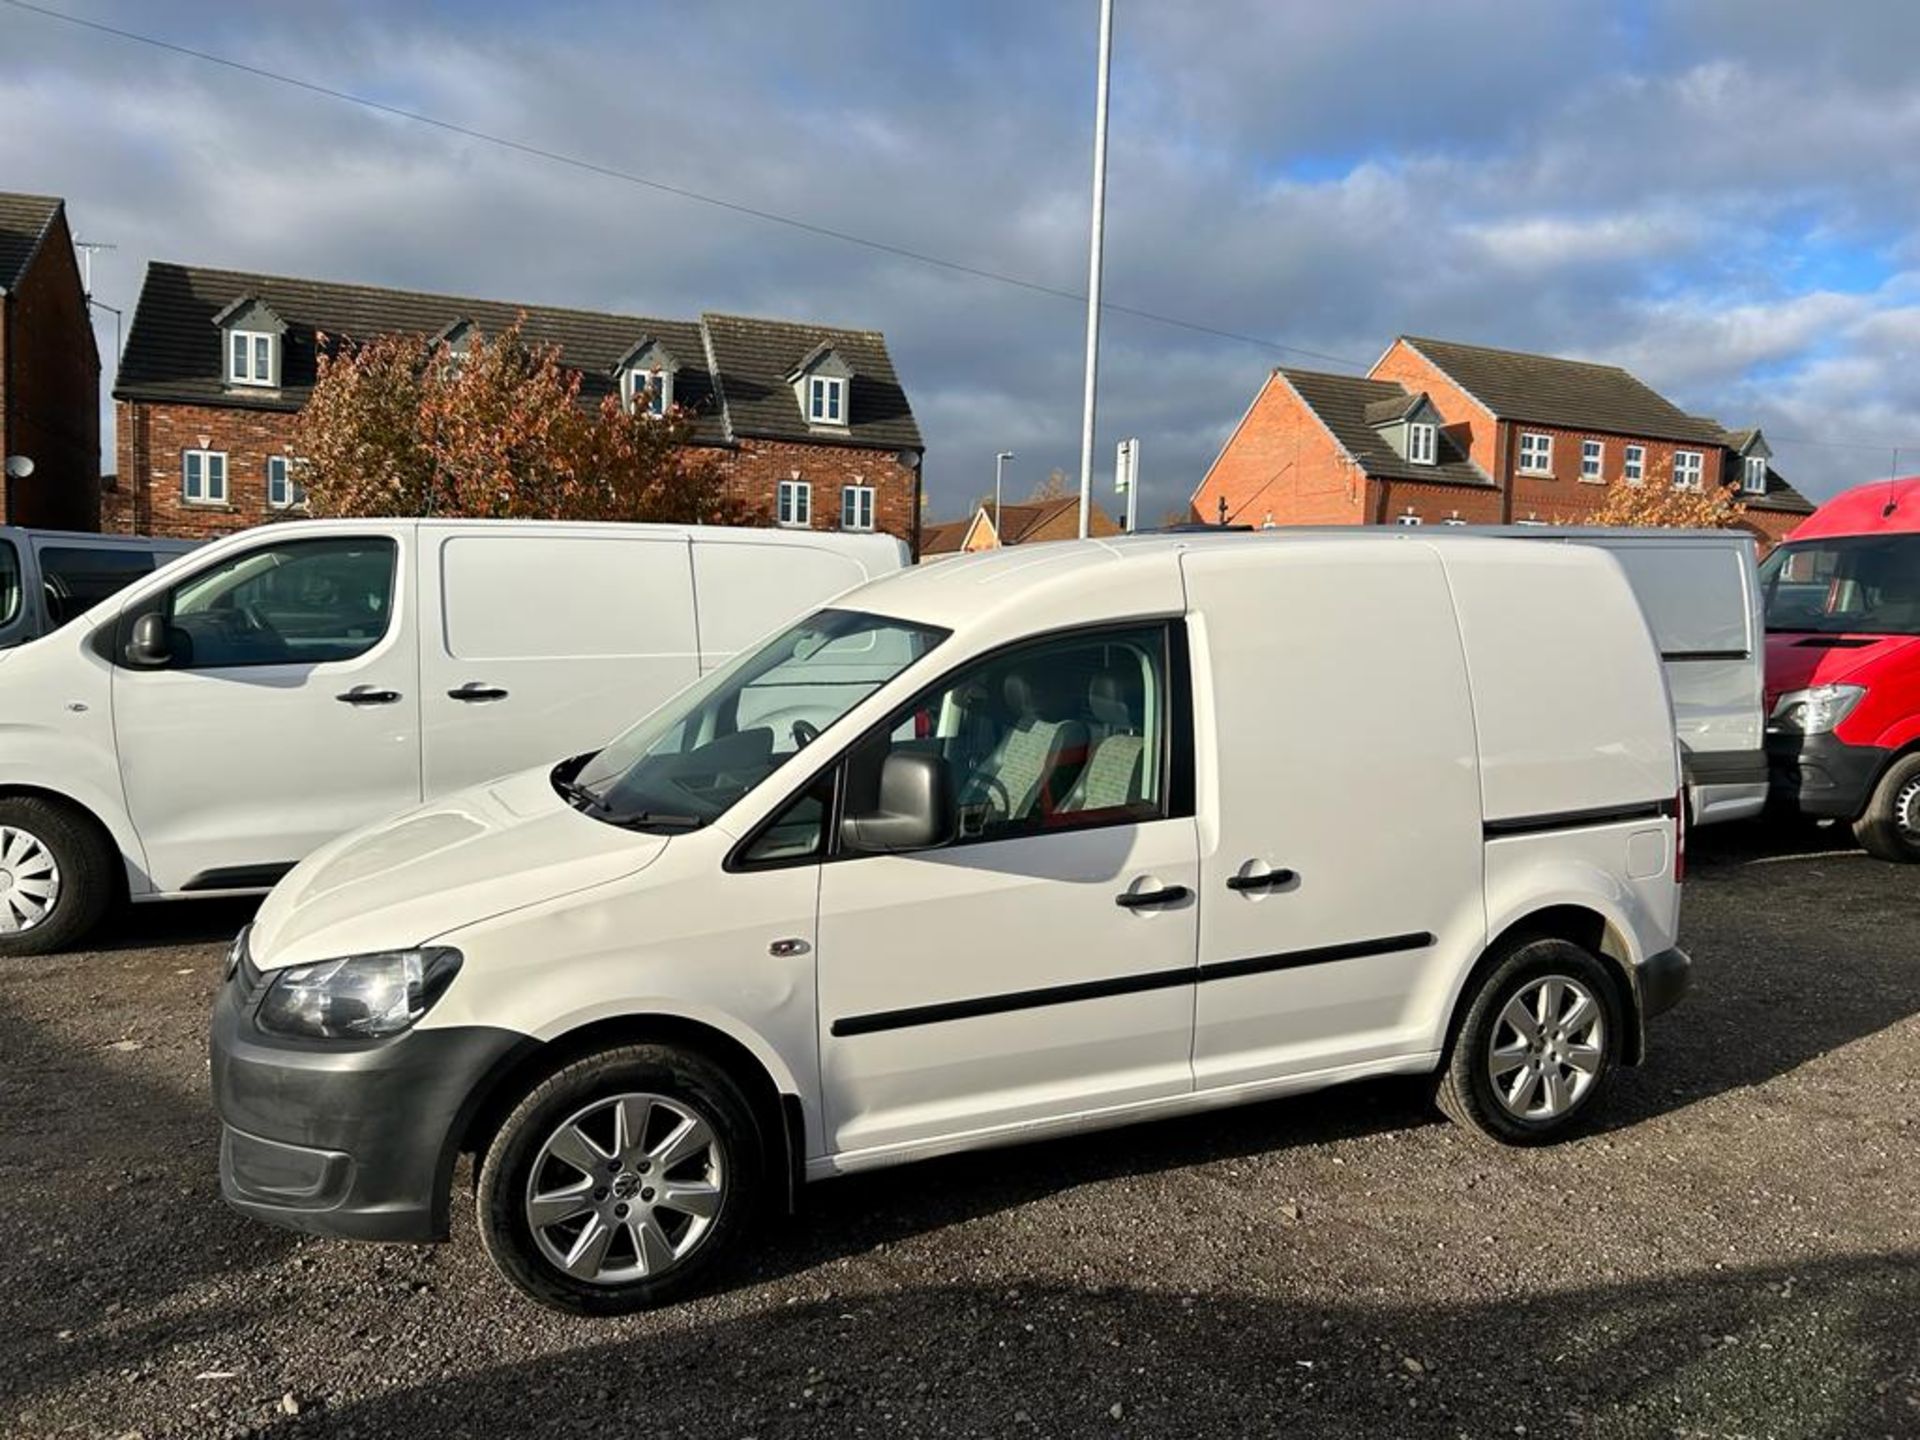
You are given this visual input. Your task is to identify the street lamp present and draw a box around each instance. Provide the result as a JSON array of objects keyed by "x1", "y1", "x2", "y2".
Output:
[
  {"x1": 1076, "y1": 0, "x2": 1115, "y2": 539},
  {"x1": 994, "y1": 450, "x2": 1015, "y2": 543}
]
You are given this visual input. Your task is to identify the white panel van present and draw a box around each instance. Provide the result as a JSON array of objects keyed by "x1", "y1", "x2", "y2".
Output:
[
  {"x1": 207, "y1": 533, "x2": 1689, "y2": 1315},
  {"x1": 0, "y1": 519, "x2": 905, "y2": 954}
]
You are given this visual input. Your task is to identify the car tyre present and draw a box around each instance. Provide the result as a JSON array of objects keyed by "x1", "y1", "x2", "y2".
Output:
[
  {"x1": 1436, "y1": 938, "x2": 1623, "y2": 1145},
  {"x1": 0, "y1": 795, "x2": 117, "y2": 958},
  {"x1": 476, "y1": 1043, "x2": 763, "y2": 1315},
  {"x1": 1851, "y1": 752, "x2": 1920, "y2": 864}
]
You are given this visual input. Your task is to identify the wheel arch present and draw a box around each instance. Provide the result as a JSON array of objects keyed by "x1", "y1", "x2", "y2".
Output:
[
  {"x1": 1445, "y1": 902, "x2": 1646, "y2": 1067},
  {"x1": 0, "y1": 782, "x2": 135, "y2": 905}
]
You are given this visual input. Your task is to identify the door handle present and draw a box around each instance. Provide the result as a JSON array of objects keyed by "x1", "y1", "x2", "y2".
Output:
[
  {"x1": 447, "y1": 682, "x2": 510, "y2": 702},
  {"x1": 1226, "y1": 868, "x2": 1297, "y2": 892},
  {"x1": 1115, "y1": 884, "x2": 1190, "y2": 909},
  {"x1": 336, "y1": 685, "x2": 401, "y2": 706}
]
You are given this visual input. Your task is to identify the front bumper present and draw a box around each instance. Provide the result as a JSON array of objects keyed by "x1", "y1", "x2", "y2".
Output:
[
  {"x1": 1766, "y1": 732, "x2": 1891, "y2": 821},
  {"x1": 209, "y1": 942, "x2": 528, "y2": 1243}
]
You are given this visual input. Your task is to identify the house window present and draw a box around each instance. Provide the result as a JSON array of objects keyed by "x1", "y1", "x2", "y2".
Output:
[
  {"x1": 840, "y1": 484, "x2": 875, "y2": 531},
  {"x1": 776, "y1": 478, "x2": 812, "y2": 527},
  {"x1": 807, "y1": 376, "x2": 846, "y2": 425},
  {"x1": 1744, "y1": 455, "x2": 1768, "y2": 494},
  {"x1": 626, "y1": 368, "x2": 670, "y2": 417},
  {"x1": 182, "y1": 449, "x2": 227, "y2": 505},
  {"x1": 1581, "y1": 439, "x2": 1604, "y2": 480},
  {"x1": 1673, "y1": 450, "x2": 1704, "y2": 491},
  {"x1": 266, "y1": 455, "x2": 305, "y2": 510},
  {"x1": 1623, "y1": 444, "x2": 1645, "y2": 485},
  {"x1": 228, "y1": 330, "x2": 274, "y2": 386},
  {"x1": 1393, "y1": 512, "x2": 1423, "y2": 527},
  {"x1": 1407, "y1": 421, "x2": 1437, "y2": 466},
  {"x1": 1442, "y1": 513, "x2": 1467, "y2": 526},
  {"x1": 1518, "y1": 432, "x2": 1553, "y2": 475}
]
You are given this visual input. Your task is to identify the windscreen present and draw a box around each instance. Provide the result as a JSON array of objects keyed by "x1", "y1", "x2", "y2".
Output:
[
  {"x1": 1760, "y1": 534, "x2": 1920, "y2": 637},
  {"x1": 569, "y1": 608, "x2": 946, "y2": 830}
]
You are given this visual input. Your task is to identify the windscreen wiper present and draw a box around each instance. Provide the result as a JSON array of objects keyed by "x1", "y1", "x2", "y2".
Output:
[
  {"x1": 603, "y1": 810, "x2": 707, "y2": 832},
  {"x1": 553, "y1": 775, "x2": 609, "y2": 815}
]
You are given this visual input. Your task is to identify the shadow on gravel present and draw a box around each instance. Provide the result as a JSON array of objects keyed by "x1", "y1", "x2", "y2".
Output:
[
  {"x1": 83, "y1": 893, "x2": 260, "y2": 953},
  {"x1": 319, "y1": 1254, "x2": 1920, "y2": 1439},
  {"x1": 0, "y1": 999, "x2": 295, "y2": 1412}
]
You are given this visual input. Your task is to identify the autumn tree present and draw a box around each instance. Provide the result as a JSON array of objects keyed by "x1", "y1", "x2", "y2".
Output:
[
  {"x1": 292, "y1": 318, "x2": 744, "y2": 525},
  {"x1": 1029, "y1": 467, "x2": 1071, "y2": 501},
  {"x1": 1565, "y1": 474, "x2": 1749, "y2": 530}
]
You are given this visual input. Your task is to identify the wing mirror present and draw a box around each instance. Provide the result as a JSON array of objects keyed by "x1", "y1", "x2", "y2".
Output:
[
  {"x1": 841, "y1": 751, "x2": 955, "y2": 854},
  {"x1": 126, "y1": 611, "x2": 173, "y2": 668}
]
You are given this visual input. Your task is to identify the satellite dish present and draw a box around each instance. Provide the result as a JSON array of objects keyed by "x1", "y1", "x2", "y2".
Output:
[
  {"x1": 4, "y1": 455, "x2": 33, "y2": 480},
  {"x1": 895, "y1": 448, "x2": 922, "y2": 471}
]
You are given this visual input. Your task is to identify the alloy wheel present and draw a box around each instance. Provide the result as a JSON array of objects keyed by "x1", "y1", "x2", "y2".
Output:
[
  {"x1": 1895, "y1": 774, "x2": 1920, "y2": 844},
  {"x1": 0, "y1": 825, "x2": 61, "y2": 934},
  {"x1": 524, "y1": 1092, "x2": 725, "y2": 1285},
  {"x1": 1487, "y1": 974, "x2": 1606, "y2": 1121}
]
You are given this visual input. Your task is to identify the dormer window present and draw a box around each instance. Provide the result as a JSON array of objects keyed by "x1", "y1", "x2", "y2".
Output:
[
  {"x1": 1407, "y1": 421, "x2": 1437, "y2": 466},
  {"x1": 229, "y1": 330, "x2": 275, "y2": 386},
  {"x1": 625, "y1": 367, "x2": 672, "y2": 417},
  {"x1": 808, "y1": 375, "x2": 846, "y2": 425},
  {"x1": 213, "y1": 295, "x2": 286, "y2": 389},
  {"x1": 1744, "y1": 455, "x2": 1768, "y2": 494}
]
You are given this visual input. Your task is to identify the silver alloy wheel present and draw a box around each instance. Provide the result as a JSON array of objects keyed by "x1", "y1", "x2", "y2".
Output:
[
  {"x1": 0, "y1": 825, "x2": 61, "y2": 935},
  {"x1": 525, "y1": 1092, "x2": 725, "y2": 1286},
  {"x1": 1487, "y1": 975, "x2": 1606, "y2": 1121},
  {"x1": 1896, "y1": 774, "x2": 1920, "y2": 843}
]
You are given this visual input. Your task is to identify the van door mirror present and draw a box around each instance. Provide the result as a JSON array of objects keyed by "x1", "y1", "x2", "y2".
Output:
[
  {"x1": 126, "y1": 611, "x2": 173, "y2": 668},
  {"x1": 841, "y1": 751, "x2": 955, "y2": 854}
]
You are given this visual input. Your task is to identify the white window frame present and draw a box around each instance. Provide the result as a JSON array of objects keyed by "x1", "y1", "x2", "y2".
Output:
[
  {"x1": 1744, "y1": 455, "x2": 1768, "y2": 494},
  {"x1": 227, "y1": 329, "x2": 275, "y2": 387},
  {"x1": 807, "y1": 375, "x2": 846, "y2": 425},
  {"x1": 1441, "y1": 514, "x2": 1467, "y2": 527},
  {"x1": 266, "y1": 454, "x2": 305, "y2": 511},
  {"x1": 1580, "y1": 439, "x2": 1604, "y2": 481},
  {"x1": 1623, "y1": 444, "x2": 1645, "y2": 485},
  {"x1": 182, "y1": 448, "x2": 228, "y2": 506},
  {"x1": 1393, "y1": 512, "x2": 1423, "y2": 527},
  {"x1": 626, "y1": 367, "x2": 671, "y2": 417},
  {"x1": 1518, "y1": 432, "x2": 1553, "y2": 476},
  {"x1": 840, "y1": 483, "x2": 875, "y2": 532},
  {"x1": 1407, "y1": 421, "x2": 1437, "y2": 466},
  {"x1": 776, "y1": 478, "x2": 812, "y2": 527},
  {"x1": 1673, "y1": 450, "x2": 1705, "y2": 491}
]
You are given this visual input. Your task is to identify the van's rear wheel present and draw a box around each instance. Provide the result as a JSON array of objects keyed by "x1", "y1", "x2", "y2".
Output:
[
  {"x1": 1852, "y1": 753, "x2": 1920, "y2": 863},
  {"x1": 0, "y1": 797, "x2": 116, "y2": 958},
  {"x1": 1437, "y1": 939, "x2": 1622, "y2": 1145},
  {"x1": 476, "y1": 1044, "x2": 762, "y2": 1315}
]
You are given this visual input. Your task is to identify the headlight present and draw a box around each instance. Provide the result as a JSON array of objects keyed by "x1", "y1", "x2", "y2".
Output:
[
  {"x1": 257, "y1": 948, "x2": 462, "y2": 1039},
  {"x1": 1768, "y1": 684, "x2": 1866, "y2": 736}
]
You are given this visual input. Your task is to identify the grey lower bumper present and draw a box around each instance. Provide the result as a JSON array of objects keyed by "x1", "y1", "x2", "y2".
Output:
[{"x1": 210, "y1": 952, "x2": 530, "y2": 1243}]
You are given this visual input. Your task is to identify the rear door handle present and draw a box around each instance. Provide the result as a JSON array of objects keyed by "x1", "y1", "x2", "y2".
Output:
[
  {"x1": 336, "y1": 685, "x2": 401, "y2": 706},
  {"x1": 447, "y1": 682, "x2": 510, "y2": 702},
  {"x1": 1115, "y1": 884, "x2": 1190, "y2": 909},
  {"x1": 1226, "y1": 868, "x2": 1296, "y2": 892}
]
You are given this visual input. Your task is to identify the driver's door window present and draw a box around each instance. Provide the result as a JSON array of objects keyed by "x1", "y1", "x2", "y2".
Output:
[{"x1": 161, "y1": 537, "x2": 397, "y2": 669}]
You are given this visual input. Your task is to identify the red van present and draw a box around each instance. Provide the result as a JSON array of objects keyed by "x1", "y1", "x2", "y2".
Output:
[{"x1": 1761, "y1": 476, "x2": 1920, "y2": 860}]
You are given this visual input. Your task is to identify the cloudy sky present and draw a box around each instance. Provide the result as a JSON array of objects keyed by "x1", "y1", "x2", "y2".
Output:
[{"x1": 6, "y1": 0, "x2": 1920, "y2": 522}]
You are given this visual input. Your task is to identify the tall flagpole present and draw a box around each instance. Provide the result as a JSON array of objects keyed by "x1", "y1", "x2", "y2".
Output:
[{"x1": 1076, "y1": 0, "x2": 1114, "y2": 539}]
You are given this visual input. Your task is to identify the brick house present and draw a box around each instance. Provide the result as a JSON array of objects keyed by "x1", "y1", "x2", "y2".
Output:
[
  {"x1": 1191, "y1": 335, "x2": 1813, "y2": 547},
  {"x1": 112, "y1": 263, "x2": 924, "y2": 550},
  {"x1": 0, "y1": 193, "x2": 100, "y2": 530},
  {"x1": 918, "y1": 496, "x2": 1121, "y2": 561}
]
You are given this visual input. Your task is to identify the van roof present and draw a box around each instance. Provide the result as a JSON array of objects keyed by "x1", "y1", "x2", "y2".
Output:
[{"x1": 1789, "y1": 476, "x2": 1920, "y2": 540}]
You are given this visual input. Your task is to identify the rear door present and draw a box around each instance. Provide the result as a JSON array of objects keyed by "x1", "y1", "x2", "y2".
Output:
[
  {"x1": 1182, "y1": 542, "x2": 1485, "y2": 1090},
  {"x1": 690, "y1": 538, "x2": 876, "y2": 672},
  {"x1": 418, "y1": 526, "x2": 700, "y2": 797}
]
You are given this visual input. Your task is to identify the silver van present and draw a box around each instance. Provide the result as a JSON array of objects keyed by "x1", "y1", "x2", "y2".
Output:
[{"x1": 0, "y1": 527, "x2": 198, "y2": 649}]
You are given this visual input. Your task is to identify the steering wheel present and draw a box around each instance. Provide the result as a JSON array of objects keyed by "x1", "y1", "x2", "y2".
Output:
[{"x1": 791, "y1": 718, "x2": 821, "y2": 749}]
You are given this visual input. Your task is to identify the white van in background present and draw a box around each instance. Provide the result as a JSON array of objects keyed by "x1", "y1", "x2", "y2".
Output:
[
  {"x1": 210, "y1": 533, "x2": 1688, "y2": 1314},
  {"x1": 0, "y1": 527, "x2": 198, "y2": 648},
  {"x1": 1474, "y1": 527, "x2": 1765, "y2": 826},
  {"x1": 0, "y1": 519, "x2": 906, "y2": 954}
]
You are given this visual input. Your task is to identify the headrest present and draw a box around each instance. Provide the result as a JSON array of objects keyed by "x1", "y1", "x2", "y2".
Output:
[{"x1": 1088, "y1": 672, "x2": 1134, "y2": 730}]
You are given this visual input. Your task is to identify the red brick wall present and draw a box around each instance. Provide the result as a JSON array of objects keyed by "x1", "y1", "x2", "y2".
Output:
[
  {"x1": 1368, "y1": 478, "x2": 1504, "y2": 527},
  {"x1": 1189, "y1": 373, "x2": 1368, "y2": 527},
  {"x1": 1369, "y1": 340, "x2": 1502, "y2": 480},
  {"x1": 1498, "y1": 423, "x2": 1727, "y2": 525},
  {"x1": 116, "y1": 401, "x2": 924, "y2": 553},
  {"x1": 2, "y1": 210, "x2": 100, "y2": 529}
]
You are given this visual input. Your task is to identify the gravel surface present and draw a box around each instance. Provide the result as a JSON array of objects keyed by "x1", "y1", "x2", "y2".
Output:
[{"x1": 1, "y1": 824, "x2": 1915, "y2": 1439}]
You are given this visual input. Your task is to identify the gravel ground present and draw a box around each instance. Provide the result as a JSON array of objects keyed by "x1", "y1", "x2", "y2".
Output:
[{"x1": 1, "y1": 823, "x2": 1915, "y2": 1440}]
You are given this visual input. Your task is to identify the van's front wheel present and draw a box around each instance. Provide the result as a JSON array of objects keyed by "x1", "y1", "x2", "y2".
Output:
[
  {"x1": 1437, "y1": 939, "x2": 1622, "y2": 1144},
  {"x1": 0, "y1": 796, "x2": 116, "y2": 958},
  {"x1": 476, "y1": 1044, "x2": 763, "y2": 1315},
  {"x1": 1852, "y1": 753, "x2": 1920, "y2": 863}
]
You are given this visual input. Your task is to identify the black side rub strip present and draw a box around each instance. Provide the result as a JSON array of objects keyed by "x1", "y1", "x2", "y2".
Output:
[
  {"x1": 831, "y1": 931, "x2": 1436, "y2": 1037},
  {"x1": 182, "y1": 863, "x2": 297, "y2": 893},
  {"x1": 1483, "y1": 798, "x2": 1675, "y2": 839}
]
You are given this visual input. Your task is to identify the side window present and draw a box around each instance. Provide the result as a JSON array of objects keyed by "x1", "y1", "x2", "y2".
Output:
[
  {"x1": 738, "y1": 771, "x2": 834, "y2": 866},
  {"x1": 153, "y1": 537, "x2": 396, "y2": 670},
  {"x1": 0, "y1": 540, "x2": 20, "y2": 629},
  {"x1": 36, "y1": 546, "x2": 155, "y2": 628},
  {"x1": 848, "y1": 624, "x2": 1175, "y2": 847}
]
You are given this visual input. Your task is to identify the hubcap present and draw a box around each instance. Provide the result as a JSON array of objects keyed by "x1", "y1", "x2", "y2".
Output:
[
  {"x1": 0, "y1": 826, "x2": 61, "y2": 934},
  {"x1": 1487, "y1": 975, "x2": 1606, "y2": 1121},
  {"x1": 1895, "y1": 776, "x2": 1920, "y2": 843},
  {"x1": 524, "y1": 1092, "x2": 724, "y2": 1286}
]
